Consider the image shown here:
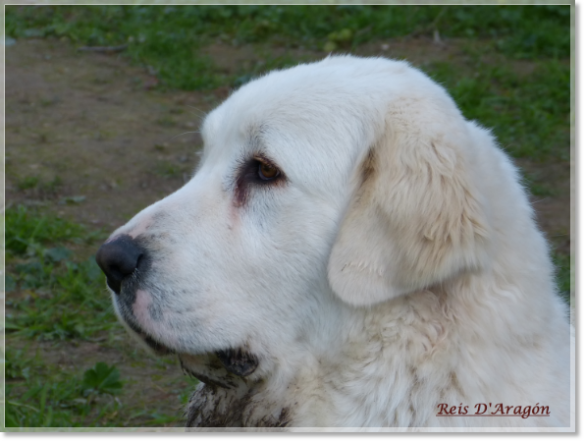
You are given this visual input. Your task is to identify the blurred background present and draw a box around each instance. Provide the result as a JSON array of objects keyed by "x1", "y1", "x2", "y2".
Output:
[{"x1": 3, "y1": 4, "x2": 571, "y2": 428}]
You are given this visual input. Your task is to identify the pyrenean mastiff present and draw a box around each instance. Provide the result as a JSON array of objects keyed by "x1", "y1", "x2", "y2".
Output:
[{"x1": 96, "y1": 56, "x2": 573, "y2": 429}]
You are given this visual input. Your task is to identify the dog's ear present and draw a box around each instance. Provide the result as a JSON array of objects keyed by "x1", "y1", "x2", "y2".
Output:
[{"x1": 328, "y1": 100, "x2": 493, "y2": 306}]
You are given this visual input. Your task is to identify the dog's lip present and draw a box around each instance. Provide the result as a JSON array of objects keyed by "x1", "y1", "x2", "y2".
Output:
[
  {"x1": 106, "y1": 277, "x2": 121, "y2": 294},
  {"x1": 137, "y1": 331, "x2": 259, "y2": 378},
  {"x1": 124, "y1": 319, "x2": 175, "y2": 356},
  {"x1": 140, "y1": 331, "x2": 174, "y2": 356},
  {"x1": 127, "y1": 318, "x2": 259, "y2": 377}
]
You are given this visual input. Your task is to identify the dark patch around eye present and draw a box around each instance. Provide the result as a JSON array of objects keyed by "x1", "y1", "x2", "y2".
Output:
[{"x1": 234, "y1": 154, "x2": 285, "y2": 207}]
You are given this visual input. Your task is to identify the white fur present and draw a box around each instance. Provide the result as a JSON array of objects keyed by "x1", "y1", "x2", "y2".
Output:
[{"x1": 108, "y1": 56, "x2": 573, "y2": 430}]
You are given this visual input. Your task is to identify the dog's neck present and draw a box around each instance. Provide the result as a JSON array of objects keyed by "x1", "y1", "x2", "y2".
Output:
[
  {"x1": 182, "y1": 285, "x2": 350, "y2": 427},
  {"x1": 183, "y1": 287, "x2": 442, "y2": 427}
]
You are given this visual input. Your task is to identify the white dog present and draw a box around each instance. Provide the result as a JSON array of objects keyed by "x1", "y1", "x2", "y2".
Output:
[{"x1": 96, "y1": 56, "x2": 572, "y2": 429}]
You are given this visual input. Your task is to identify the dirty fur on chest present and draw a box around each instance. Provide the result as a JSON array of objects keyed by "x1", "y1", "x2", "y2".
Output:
[{"x1": 186, "y1": 383, "x2": 290, "y2": 428}]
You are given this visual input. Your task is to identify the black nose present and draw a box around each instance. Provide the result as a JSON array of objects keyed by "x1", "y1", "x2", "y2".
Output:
[{"x1": 95, "y1": 235, "x2": 144, "y2": 294}]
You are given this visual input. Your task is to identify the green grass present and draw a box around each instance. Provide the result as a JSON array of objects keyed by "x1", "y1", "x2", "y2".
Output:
[
  {"x1": 553, "y1": 253, "x2": 572, "y2": 304},
  {"x1": 5, "y1": 345, "x2": 197, "y2": 428},
  {"x1": 5, "y1": 345, "x2": 196, "y2": 427},
  {"x1": 5, "y1": 357, "x2": 124, "y2": 427},
  {"x1": 14, "y1": 174, "x2": 63, "y2": 200},
  {"x1": 4, "y1": 206, "x2": 198, "y2": 428},
  {"x1": 4, "y1": 206, "x2": 119, "y2": 426},
  {"x1": 5, "y1": 204, "x2": 90, "y2": 256},
  {"x1": 425, "y1": 58, "x2": 570, "y2": 161},
  {"x1": 523, "y1": 173, "x2": 558, "y2": 198},
  {"x1": 16, "y1": 176, "x2": 40, "y2": 191},
  {"x1": 154, "y1": 160, "x2": 189, "y2": 179},
  {"x1": 5, "y1": 206, "x2": 114, "y2": 341},
  {"x1": 6, "y1": 5, "x2": 570, "y2": 91}
]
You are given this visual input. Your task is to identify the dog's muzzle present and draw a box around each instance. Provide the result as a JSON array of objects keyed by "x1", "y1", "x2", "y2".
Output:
[{"x1": 95, "y1": 234, "x2": 260, "y2": 379}]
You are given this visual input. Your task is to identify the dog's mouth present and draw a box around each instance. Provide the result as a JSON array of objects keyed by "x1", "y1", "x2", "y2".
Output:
[
  {"x1": 137, "y1": 330, "x2": 174, "y2": 356},
  {"x1": 131, "y1": 324, "x2": 259, "y2": 382},
  {"x1": 112, "y1": 285, "x2": 259, "y2": 384}
]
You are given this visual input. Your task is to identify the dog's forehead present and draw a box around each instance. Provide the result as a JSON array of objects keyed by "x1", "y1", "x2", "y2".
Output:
[
  {"x1": 200, "y1": 57, "x2": 405, "y2": 179},
  {"x1": 205, "y1": 57, "x2": 389, "y2": 132}
]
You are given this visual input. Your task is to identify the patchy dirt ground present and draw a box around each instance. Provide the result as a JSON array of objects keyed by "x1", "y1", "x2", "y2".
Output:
[
  {"x1": 6, "y1": 37, "x2": 570, "y2": 248},
  {"x1": 6, "y1": 38, "x2": 213, "y2": 230},
  {"x1": 5, "y1": 37, "x2": 570, "y2": 427}
]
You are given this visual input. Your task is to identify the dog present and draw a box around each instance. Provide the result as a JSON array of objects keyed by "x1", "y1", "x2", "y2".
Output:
[{"x1": 96, "y1": 55, "x2": 572, "y2": 429}]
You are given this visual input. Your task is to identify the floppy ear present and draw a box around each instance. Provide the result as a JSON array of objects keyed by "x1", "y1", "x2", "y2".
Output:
[{"x1": 328, "y1": 99, "x2": 493, "y2": 306}]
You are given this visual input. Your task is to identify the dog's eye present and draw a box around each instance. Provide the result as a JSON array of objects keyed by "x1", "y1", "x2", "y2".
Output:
[{"x1": 258, "y1": 162, "x2": 280, "y2": 181}]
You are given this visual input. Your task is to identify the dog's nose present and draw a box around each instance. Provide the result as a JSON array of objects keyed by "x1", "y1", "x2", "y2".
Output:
[{"x1": 95, "y1": 235, "x2": 144, "y2": 294}]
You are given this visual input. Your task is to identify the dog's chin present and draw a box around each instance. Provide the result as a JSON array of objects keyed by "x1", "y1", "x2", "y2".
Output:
[
  {"x1": 139, "y1": 332, "x2": 175, "y2": 356},
  {"x1": 133, "y1": 328, "x2": 259, "y2": 385}
]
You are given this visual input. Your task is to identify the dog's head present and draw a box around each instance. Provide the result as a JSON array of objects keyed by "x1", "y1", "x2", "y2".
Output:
[{"x1": 96, "y1": 56, "x2": 492, "y2": 384}]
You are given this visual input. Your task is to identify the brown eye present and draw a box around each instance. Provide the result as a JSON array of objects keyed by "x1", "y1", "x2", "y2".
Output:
[{"x1": 258, "y1": 162, "x2": 280, "y2": 180}]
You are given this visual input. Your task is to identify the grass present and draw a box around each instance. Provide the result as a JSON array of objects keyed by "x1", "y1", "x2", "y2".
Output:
[
  {"x1": 4, "y1": 206, "x2": 121, "y2": 426},
  {"x1": 5, "y1": 346, "x2": 192, "y2": 427},
  {"x1": 154, "y1": 160, "x2": 190, "y2": 179},
  {"x1": 553, "y1": 253, "x2": 572, "y2": 304},
  {"x1": 15, "y1": 175, "x2": 63, "y2": 199},
  {"x1": 5, "y1": 204, "x2": 113, "y2": 346},
  {"x1": 425, "y1": 58, "x2": 570, "y2": 161},
  {"x1": 4, "y1": 206, "x2": 198, "y2": 428},
  {"x1": 16, "y1": 176, "x2": 40, "y2": 191},
  {"x1": 5, "y1": 356, "x2": 124, "y2": 427},
  {"x1": 6, "y1": 5, "x2": 570, "y2": 91}
]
